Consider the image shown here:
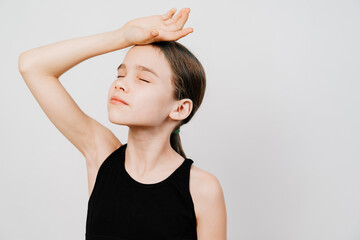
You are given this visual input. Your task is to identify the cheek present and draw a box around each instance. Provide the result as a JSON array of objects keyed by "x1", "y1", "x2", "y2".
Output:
[{"x1": 136, "y1": 90, "x2": 172, "y2": 119}]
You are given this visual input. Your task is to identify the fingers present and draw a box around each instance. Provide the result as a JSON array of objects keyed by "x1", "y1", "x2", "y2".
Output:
[
  {"x1": 156, "y1": 8, "x2": 193, "y2": 41},
  {"x1": 162, "y1": 7, "x2": 177, "y2": 20},
  {"x1": 165, "y1": 8, "x2": 190, "y2": 27},
  {"x1": 177, "y1": 8, "x2": 190, "y2": 29},
  {"x1": 160, "y1": 27, "x2": 193, "y2": 41}
]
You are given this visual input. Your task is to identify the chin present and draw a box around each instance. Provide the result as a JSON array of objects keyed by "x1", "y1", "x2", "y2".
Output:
[{"x1": 108, "y1": 113, "x2": 126, "y2": 125}]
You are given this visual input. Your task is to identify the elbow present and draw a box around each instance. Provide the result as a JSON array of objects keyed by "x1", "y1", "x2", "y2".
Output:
[{"x1": 18, "y1": 51, "x2": 32, "y2": 75}]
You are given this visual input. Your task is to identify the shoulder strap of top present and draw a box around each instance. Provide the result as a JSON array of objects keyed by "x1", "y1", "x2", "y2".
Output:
[
  {"x1": 173, "y1": 157, "x2": 194, "y2": 189},
  {"x1": 183, "y1": 158, "x2": 194, "y2": 180},
  {"x1": 171, "y1": 158, "x2": 196, "y2": 213},
  {"x1": 95, "y1": 144, "x2": 125, "y2": 183},
  {"x1": 88, "y1": 144, "x2": 124, "y2": 203}
]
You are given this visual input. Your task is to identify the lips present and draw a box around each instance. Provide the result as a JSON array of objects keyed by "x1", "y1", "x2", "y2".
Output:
[{"x1": 110, "y1": 96, "x2": 129, "y2": 105}]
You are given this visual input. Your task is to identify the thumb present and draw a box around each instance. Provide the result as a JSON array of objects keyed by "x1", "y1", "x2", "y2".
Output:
[{"x1": 150, "y1": 29, "x2": 159, "y2": 37}]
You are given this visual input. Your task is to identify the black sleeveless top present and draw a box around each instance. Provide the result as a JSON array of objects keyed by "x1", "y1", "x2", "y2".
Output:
[{"x1": 85, "y1": 143, "x2": 197, "y2": 240}]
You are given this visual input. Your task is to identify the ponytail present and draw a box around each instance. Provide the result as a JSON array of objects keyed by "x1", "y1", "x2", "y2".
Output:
[{"x1": 170, "y1": 126, "x2": 186, "y2": 158}]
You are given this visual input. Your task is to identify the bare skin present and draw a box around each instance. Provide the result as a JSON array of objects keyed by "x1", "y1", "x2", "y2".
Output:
[{"x1": 18, "y1": 8, "x2": 226, "y2": 239}]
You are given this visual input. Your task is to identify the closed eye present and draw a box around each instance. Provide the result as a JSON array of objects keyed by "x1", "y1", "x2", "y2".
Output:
[
  {"x1": 117, "y1": 76, "x2": 149, "y2": 83},
  {"x1": 139, "y1": 79, "x2": 150, "y2": 83}
]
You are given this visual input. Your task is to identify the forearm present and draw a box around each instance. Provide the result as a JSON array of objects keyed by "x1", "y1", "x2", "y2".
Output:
[{"x1": 19, "y1": 28, "x2": 130, "y2": 78}]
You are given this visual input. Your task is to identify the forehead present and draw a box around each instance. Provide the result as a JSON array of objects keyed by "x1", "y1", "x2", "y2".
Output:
[{"x1": 119, "y1": 45, "x2": 172, "y2": 79}]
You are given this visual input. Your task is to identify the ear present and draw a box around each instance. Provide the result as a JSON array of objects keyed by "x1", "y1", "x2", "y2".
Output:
[{"x1": 169, "y1": 98, "x2": 193, "y2": 121}]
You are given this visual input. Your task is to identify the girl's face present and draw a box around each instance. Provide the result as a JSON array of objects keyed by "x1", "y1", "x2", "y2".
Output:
[{"x1": 107, "y1": 45, "x2": 177, "y2": 129}]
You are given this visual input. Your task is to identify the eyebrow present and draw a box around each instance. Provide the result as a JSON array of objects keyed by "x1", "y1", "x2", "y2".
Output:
[{"x1": 117, "y1": 63, "x2": 159, "y2": 78}]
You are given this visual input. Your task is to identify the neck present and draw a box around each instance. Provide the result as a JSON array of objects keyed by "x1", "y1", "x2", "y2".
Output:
[{"x1": 125, "y1": 126, "x2": 182, "y2": 176}]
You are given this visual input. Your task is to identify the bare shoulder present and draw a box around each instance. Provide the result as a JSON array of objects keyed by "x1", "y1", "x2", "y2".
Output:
[
  {"x1": 189, "y1": 164, "x2": 227, "y2": 239},
  {"x1": 189, "y1": 164, "x2": 225, "y2": 204},
  {"x1": 189, "y1": 164, "x2": 223, "y2": 191}
]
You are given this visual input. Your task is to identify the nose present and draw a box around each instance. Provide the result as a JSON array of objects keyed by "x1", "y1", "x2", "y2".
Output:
[{"x1": 114, "y1": 78, "x2": 127, "y2": 92}]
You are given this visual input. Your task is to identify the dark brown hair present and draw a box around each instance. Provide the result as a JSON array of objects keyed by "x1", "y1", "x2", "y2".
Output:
[{"x1": 150, "y1": 41, "x2": 206, "y2": 159}]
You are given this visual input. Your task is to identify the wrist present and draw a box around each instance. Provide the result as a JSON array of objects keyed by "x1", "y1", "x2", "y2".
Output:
[{"x1": 110, "y1": 27, "x2": 132, "y2": 50}]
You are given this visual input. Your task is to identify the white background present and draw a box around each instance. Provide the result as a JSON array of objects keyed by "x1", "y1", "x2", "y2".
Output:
[{"x1": 1, "y1": 0, "x2": 360, "y2": 239}]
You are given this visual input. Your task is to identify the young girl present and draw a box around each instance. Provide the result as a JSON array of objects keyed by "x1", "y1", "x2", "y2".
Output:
[{"x1": 19, "y1": 7, "x2": 227, "y2": 240}]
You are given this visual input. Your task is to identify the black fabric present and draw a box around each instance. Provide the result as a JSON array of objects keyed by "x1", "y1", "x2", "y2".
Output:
[{"x1": 85, "y1": 143, "x2": 197, "y2": 240}]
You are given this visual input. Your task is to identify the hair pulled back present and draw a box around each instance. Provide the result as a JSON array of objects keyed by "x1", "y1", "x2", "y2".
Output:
[{"x1": 150, "y1": 41, "x2": 206, "y2": 158}]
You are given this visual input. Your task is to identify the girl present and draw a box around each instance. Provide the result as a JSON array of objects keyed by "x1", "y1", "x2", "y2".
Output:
[{"x1": 19, "y1": 7, "x2": 226, "y2": 240}]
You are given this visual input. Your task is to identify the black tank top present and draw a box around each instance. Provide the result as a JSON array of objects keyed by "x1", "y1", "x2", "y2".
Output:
[{"x1": 85, "y1": 143, "x2": 197, "y2": 240}]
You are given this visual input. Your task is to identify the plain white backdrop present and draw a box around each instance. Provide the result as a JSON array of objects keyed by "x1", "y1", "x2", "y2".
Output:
[{"x1": 1, "y1": 0, "x2": 360, "y2": 239}]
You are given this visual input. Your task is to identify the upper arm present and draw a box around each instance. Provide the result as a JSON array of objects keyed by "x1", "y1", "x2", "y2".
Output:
[
  {"x1": 19, "y1": 53, "x2": 123, "y2": 198},
  {"x1": 192, "y1": 171, "x2": 227, "y2": 240},
  {"x1": 19, "y1": 60, "x2": 119, "y2": 159}
]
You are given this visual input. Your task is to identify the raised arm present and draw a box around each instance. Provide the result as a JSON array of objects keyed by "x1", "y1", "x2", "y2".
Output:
[
  {"x1": 18, "y1": 29, "x2": 131, "y2": 161},
  {"x1": 18, "y1": 7, "x2": 192, "y2": 77},
  {"x1": 18, "y1": 7, "x2": 193, "y2": 196}
]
